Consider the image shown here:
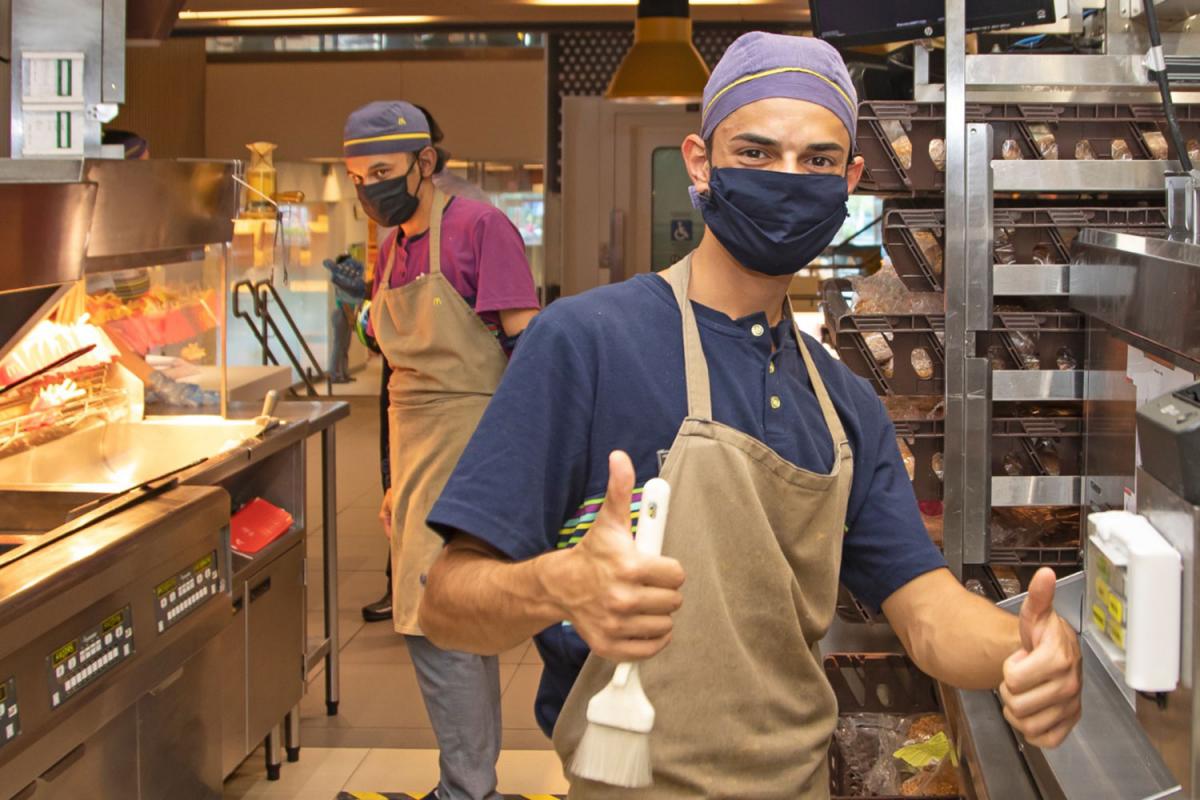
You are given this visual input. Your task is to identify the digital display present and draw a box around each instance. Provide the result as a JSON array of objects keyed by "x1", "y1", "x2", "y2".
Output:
[
  {"x1": 102, "y1": 612, "x2": 124, "y2": 632},
  {"x1": 156, "y1": 577, "x2": 178, "y2": 597},
  {"x1": 52, "y1": 642, "x2": 76, "y2": 666},
  {"x1": 0, "y1": 684, "x2": 8, "y2": 704},
  {"x1": 193, "y1": 553, "x2": 214, "y2": 573}
]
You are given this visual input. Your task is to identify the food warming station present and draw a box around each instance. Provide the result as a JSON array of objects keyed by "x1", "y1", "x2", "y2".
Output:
[{"x1": 0, "y1": 152, "x2": 350, "y2": 800}]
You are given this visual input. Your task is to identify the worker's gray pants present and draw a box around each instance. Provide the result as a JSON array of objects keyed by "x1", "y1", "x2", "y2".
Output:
[{"x1": 405, "y1": 634, "x2": 503, "y2": 800}]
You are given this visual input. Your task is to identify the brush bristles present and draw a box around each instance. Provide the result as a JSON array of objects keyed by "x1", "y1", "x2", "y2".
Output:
[{"x1": 569, "y1": 722, "x2": 652, "y2": 788}]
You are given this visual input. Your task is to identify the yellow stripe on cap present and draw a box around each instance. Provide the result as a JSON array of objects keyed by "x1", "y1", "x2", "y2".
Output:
[
  {"x1": 703, "y1": 66, "x2": 855, "y2": 117},
  {"x1": 343, "y1": 132, "x2": 431, "y2": 147}
]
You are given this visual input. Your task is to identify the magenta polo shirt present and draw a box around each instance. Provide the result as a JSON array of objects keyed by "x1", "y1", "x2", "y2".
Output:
[{"x1": 371, "y1": 196, "x2": 539, "y2": 341}]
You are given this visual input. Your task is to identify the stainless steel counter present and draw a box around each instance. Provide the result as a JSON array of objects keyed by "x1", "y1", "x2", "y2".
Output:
[{"x1": 0, "y1": 399, "x2": 350, "y2": 782}]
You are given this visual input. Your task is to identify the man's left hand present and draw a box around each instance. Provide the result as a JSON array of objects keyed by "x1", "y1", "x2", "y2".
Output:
[{"x1": 999, "y1": 567, "x2": 1082, "y2": 748}]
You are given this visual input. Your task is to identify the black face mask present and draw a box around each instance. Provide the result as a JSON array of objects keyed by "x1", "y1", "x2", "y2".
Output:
[{"x1": 356, "y1": 158, "x2": 422, "y2": 227}]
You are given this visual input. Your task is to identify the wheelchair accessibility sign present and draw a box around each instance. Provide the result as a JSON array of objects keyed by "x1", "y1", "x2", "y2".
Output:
[{"x1": 670, "y1": 219, "x2": 694, "y2": 242}]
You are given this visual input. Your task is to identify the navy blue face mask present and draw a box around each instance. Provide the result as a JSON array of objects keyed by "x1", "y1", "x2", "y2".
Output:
[{"x1": 693, "y1": 167, "x2": 849, "y2": 276}]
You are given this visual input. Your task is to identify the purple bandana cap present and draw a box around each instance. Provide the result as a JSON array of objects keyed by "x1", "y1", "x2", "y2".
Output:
[{"x1": 701, "y1": 32, "x2": 858, "y2": 144}]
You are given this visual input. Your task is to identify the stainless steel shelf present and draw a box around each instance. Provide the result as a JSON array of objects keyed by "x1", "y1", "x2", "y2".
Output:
[
  {"x1": 993, "y1": 264, "x2": 1070, "y2": 296},
  {"x1": 992, "y1": 160, "x2": 1180, "y2": 194},
  {"x1": 991, "y1": 370, "x2": 1131, "y2": 401},
  {"x1": 1073, "y1": 229, "x2": 1200, "y2": 374},
  {"x1": 991, "y1": 475, "x2": 1130, "y2": 507},
  {"x1": 993, "y1": 370, "x2": 1083, "y2": 400}
]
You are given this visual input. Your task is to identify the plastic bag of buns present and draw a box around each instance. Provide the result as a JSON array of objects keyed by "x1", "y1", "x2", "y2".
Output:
[
  {"x1": 1112, "y1": 138, "x2": 1135, "y2": 161},
  {"x1": 1143, "y1": 130, "x2": 1169, "y2": 160},
  {"x1": 929, "y1": 138, "x2": 947, "y2": 172},
  {"x1": 1029, "y1": 124, "x2": 1058, "y2": 159},
  {"x1": 912, "y1": 230, "x2": 944, "y2": 277},
  {"x1": 865, "y1": 332, "x2": 894, "y2": 365},
  {"x1": 902, "y1": 757, "x2": 961, "y2": 797},
  {"x1": 1001, "y1": 139, "x2": 1023, "y2": 160},
  {"x1": 994, "y1": 228, "x2": 1017, "y2": 265},
  {"x1": 882, "y1": 119, "x2": 914, "y2": 170},
  {"x1": 1075, "y1": 140, "x2": 1096, "y2": 160},
  {"x1": 895, "y1": 714, "x2": 962, "y2": 797}
]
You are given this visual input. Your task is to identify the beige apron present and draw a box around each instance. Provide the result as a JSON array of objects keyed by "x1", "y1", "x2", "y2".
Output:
[
  {"x1": 371, "y1": 191, "x2": 509, "y2": 635},
  {"x1": 553, "y1": 256, "x2": 856, "y2": 799}
]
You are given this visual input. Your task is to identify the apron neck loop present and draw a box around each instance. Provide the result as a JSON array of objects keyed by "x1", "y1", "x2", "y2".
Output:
[
  {"x1": 377, "y1": 188, "x2": 448, "y2": 290},
  {"x1": 665, "y1": 255, "x2": 848, "y2": 454},
  {"x1": 665, "y1": 256, "x2": 714, "y2": 421}
]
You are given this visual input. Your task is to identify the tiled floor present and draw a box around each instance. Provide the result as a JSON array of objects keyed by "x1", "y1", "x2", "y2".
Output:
[{"x1": 225, "y1": 381, "x2": 567, "y2": 797}]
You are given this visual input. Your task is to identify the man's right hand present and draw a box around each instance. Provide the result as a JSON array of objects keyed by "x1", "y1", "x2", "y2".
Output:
[
  {"x1": 380, "y1": 487, "x2": 394, "y2": 540},
  {"x1": 543, "y1": 450, "x2": 686, "y2": 662}
]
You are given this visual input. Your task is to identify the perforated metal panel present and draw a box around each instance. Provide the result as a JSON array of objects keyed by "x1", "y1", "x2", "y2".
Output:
[{"x1": 546, "y1": 27, "x2": 771, "y2": 192}]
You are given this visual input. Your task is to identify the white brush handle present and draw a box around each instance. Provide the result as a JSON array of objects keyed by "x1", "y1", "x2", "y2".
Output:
[
  {"x1": 634, "y1": 478, "x2": 671, "y2": 558},
  {"x1": 608, "y1": 478, "x2": 672, "y2": 689}
]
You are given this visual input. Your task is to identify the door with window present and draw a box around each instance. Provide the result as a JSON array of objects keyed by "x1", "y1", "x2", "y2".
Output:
[{"x1": 561, "y1": 98, "x2": 700, "y2": 294}]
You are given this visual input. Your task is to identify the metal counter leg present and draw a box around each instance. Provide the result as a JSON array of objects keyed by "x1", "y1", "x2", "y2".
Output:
[
  {"x1": 322, "y1": 426, "x2": 341, "y2": 716},
  {"x1": 265, "y1": 724, "x2": 283, "y2": 781},
  {"x1": 285, "y1": 705, "x2": 301, "y2": 762}
]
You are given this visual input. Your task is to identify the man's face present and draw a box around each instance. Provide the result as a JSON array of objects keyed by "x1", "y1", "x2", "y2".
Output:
[
  {"x1": 683, "y1": 97, "x2": 865, "y2": 194},
  {"x1": 345, "y1": 147, "x2": 435, "y2": 189}
]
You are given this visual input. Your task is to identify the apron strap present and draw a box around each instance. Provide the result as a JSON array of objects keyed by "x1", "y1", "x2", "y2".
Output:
[
  {"x1": 789, "y1": 300, "x2": 850, "y2": 455},
  {"x1": 430, "y1": 189, "x2": 446, "y2": 276},
  {"x1": 664, "y1": 256, "x2": 714, "y2": 421},
  {"x1": 378, "y1": 231, "x2": 399, "y2": 290}
]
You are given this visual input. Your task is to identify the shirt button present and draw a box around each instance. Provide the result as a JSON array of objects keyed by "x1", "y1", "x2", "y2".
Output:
[
  {"x1": 751, "y1": 323, "x2": 765, "y2": 337},
  {"x1": 768, "y1": 362, "x2": 776, "y2": 374},
  {"x1": 770, "y1": 395, "x2": 782, "y2": 410}
]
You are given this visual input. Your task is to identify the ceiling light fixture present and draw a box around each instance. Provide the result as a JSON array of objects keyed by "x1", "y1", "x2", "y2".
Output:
[
  {"x1": 218, "y1": 14, "x2": 439, "y2": 27},
  {"x1": 532, "y1": 1, "x2": 758, "y2": 5},
  {"x1": 606, "y1": 0, "x2": 710, "y2": 104},
  {"x1": 178, "y1": 7, "x2": 362, "y2": 20}
]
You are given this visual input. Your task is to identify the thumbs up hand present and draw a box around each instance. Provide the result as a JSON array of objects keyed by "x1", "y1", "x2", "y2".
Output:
[
  {"x1": 554, "y1": 451, "x2": 686, "y2": 662},
  {"x1": 998, "y1": 568, "x2": 1083, "y2": 748}
]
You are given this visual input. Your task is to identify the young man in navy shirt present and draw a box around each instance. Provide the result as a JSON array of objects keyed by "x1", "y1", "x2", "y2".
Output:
[{"x1": 420, "y1": 33, "x2": 1082, "y2": 793}]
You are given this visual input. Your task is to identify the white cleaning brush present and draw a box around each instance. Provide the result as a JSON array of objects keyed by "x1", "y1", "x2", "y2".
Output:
[{"x1": 569, "y1": 477, "x2": 672, "y2": 788}]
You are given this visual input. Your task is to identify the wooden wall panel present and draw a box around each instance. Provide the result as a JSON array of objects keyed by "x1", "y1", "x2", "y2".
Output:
[
  {"x1": 205, "y1": 57, "x2": 546, "y2": 164},
  {"x1": 117, "y1": 38, "x2": 207, "y2": 158}
]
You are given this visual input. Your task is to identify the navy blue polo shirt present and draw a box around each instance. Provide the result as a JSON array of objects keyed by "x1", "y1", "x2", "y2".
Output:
[{"x1": 428, "y1": 272, "x2": 945, "y2": 737}]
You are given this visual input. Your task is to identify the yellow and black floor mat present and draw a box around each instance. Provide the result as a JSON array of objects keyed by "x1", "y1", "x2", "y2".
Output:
[{"x1": 337, "y1": 794, "x2": 564, "y2": 799}]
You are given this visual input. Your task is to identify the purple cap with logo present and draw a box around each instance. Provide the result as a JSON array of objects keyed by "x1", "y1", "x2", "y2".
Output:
[
  {"x1": 701, "y1": 32, "x2": 858, "y2": 142},
  {"x1": 343, "y1": 101, "x2": 431, "y2": 158}
]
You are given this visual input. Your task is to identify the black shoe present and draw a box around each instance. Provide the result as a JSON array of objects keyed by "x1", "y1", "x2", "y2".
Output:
[{"x1": 361, "y1": 591, "x2": 392, "y2": 622}]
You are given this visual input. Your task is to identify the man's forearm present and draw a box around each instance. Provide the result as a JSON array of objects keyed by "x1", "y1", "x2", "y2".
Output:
[
  {"x1": 420, "y1": 542, "x2": 567, "y2": 655},
  {"x1": 884, "y1": 569, "x2": 1021, "y2": 690}
]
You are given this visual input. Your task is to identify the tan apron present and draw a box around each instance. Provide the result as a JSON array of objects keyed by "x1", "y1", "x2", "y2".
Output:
[
  {"x1": 371, "y1": 191, "x2": 509, "y2": 635},
  {"x1": 553, "y1": 256, "x2": 855, "y2": 799}
]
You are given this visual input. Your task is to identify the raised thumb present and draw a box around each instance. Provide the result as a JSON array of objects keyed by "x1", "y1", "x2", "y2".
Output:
[
  {"x1": 1020, "y1": 567, "x2": 1057, "y2": 652},
  {"x1": 595, "y1": 450, "x2": 636, "y2": 535}
]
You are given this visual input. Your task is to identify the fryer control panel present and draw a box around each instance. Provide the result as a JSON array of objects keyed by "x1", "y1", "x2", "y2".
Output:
[{"x1": 47, "y1": 606, "x2": 134, "y2": 709}]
